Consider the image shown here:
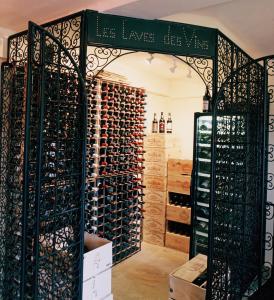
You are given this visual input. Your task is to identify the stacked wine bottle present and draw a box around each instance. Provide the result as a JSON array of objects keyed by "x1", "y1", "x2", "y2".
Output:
[{"x1": 85, "y1": 78, "x2": 146, "y2": 263}]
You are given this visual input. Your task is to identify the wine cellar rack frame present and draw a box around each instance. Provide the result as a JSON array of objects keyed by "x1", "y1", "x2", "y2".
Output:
[{"x1": 0, "y1": 9, "x2": 271, "y2": 299}]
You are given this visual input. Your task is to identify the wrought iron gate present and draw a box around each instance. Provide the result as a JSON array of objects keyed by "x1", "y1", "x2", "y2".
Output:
[
  {"x1": 207, "y1": 56, "x2": 274, "y2": 299},
  {"x1": 0, "y1": 22, "x2": 86, "y2": 299}
]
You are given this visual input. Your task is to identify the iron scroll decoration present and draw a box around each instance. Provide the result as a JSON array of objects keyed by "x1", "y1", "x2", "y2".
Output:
[
  {"x1": 85, "y1": 46, "x2": 213, "y2": 90},
  {"x1": 1, "y1": 21, "x2": 87, "y2": 299},
  {"x1": 207, "y1": 55, "x2": 274, "y2": 299}
]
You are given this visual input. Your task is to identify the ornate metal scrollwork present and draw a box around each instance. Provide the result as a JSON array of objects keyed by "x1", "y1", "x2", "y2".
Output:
[
  {"x1": 267, "y1": 173, "x2": 274, "y2": 190},
  {"x1": 175, "y1": 56, "x2": 213, "y2": 89},
  {"x1": 266, "y1": 58, "x2": 274, "y2": 76},
  {"x1": 265, "y1": 232, "x2": 274, "y2": 251},
  {"x1": 269, "y1": 115, "x2": 274, "y2": 132},
  {"x1": 266, "y1": 202, "x2": 274, "y2": 220},
  {"x1": 8, "y1": 34, "x2": 28, "y2": 65},
  {"x1": 268, "y1": 144, "x2": 274, "y2": 161},
  {"x1": 86, "y1": 47, "x2": 127, "y2": 79}
]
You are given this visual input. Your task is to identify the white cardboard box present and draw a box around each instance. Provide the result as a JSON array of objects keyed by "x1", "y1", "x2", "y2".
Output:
[
  {"x1": 83, "y1": 268, "x2": 112, "y2": 300},
  {"x1": 83, "y1": 232, "x2": 112, "y2": 281}
]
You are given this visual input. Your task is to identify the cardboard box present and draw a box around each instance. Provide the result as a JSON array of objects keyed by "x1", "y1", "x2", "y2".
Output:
[
  {"x1": 169, "y1": 254, "x2": 207, "y2": 300},
  {"x1": 167, "y1": 175, "x2": 191, "y2": 194},
  {"x1": 168, "y1": 159, "x2": 193, "y2": 176},
  {"x1": 165, "y1": 232, "x2": 190, "y2": 253},
  {"x1": 83, "y1": 268, "x2": 112, "y2": 300},
  {"x1": 166, "y1": 204, "x2": 191, "y2": 225},
  {"x1": 83, "y1": 232, "x2": 112, "y2": 280}
]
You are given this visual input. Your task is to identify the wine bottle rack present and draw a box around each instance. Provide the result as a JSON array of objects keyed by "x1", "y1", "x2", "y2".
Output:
[
  {"x1": 190, "y1": 113, "x2": 212, "y2": 258},
  {"x1": 85, "y1": 78, "x2": 146, "y2": 264}
]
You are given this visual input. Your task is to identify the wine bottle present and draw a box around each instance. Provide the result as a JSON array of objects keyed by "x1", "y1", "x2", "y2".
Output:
[
  {"x1": 152, "y1": 113, "x2": 158, "y2": 133},
  {"x1": 166, "y1": 113, "x2": 172, "y2": 134},
  {"x1": 159, "y1": 112, "x2": 165, "y2": 133},
  {"x1": 203, "y1": 86, "x2": 211, "y2": 113}
]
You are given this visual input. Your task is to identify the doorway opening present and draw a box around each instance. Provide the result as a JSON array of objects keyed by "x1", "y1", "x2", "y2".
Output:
[{"x1": 86, "y1": 50, "x2": 208, "y2": 299}]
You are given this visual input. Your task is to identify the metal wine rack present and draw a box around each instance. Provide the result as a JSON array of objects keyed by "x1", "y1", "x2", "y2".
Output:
[
  {"x1": 190, "y1": 113, "x2": 212, "y2": 258},
  {"x1": 85, "y1": 78, "x2": 145, "y2": 264}
]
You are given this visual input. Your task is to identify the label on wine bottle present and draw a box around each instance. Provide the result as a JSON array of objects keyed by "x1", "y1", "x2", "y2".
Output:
[
  {"x1": 203, "y1": 100, "x2": 209, "y2": 112},
  {"x1": 159, "y1": 122, "x2": 165, "y2": 133}
]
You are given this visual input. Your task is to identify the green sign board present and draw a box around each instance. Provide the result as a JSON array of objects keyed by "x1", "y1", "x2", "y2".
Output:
[{"x1": 87, "y1": 10, "x2": 216, "y2": 57}]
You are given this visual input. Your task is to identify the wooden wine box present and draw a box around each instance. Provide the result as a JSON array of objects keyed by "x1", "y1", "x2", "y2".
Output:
[
  {"x1": 144, "y1": 134, "x2": 176, "y2": 149},
  {"x1": 166, "y1": 204, "x2": 191, "y2": 225},
  {"x1": 143, "y1": 217, "x2": 165, "y2": 233},
  {"x1": 143, "y1": 229, "x2": 165, "y2": 246},
  {"x1": 167, "y1": 175, "x2": 191, "y2": 194},
  {"x1": 143, "y1": 202, "x2": 166, "y2": 223},
  {"x1": 143, "y1": 175, "x2": 166, "y2": 192},
  {"x1": 144, "y1": 162, "x2": 167, "y2": 176},
  {"x1": 144, "y1": 148, "x2": 167, "y2": 163},
  {"x1": 168, "y1": 159, "x2": 193, "y2": 176},
  {"x1": 165, "y1": 232, "x2": 190, "y2": 253},
  {"x1": 169, "y1": 254, "x2": 207, "y2": 300},
  {"x1": 143, "y1": 189, "x2": 166, "y2": 205}
]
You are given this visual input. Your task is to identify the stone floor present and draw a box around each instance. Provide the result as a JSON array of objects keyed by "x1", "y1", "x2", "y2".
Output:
[{"x1": 112, "y1": 242, "x2": 188, "y2": 300}]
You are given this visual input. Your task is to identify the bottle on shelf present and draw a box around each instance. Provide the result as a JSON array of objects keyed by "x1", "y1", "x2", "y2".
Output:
[
  {"x1": 203, "y1": 86, "x2": 211, "y2": 113},
  {"x1": 152, "y1": 113, "x2": 158, "y2": 133},
  {"x1": 166, "y1": 113, "x2": 172, "y2": 134},
  {"x1": 159, "y1": 112, "x2": 165, "y2": 133}
]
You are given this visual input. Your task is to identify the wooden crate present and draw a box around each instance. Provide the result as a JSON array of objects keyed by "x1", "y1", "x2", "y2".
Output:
[
  {"x1": 144, "y1": 175, "x2": 167, "y2": 192},
  {"x1": 144, "y1": 162, "x2": 167, "y2": 176},
  {"x1": 167, "y1": 175, "x2": 191, "y2": 194},
  {"x1": 165, "y1": 232, "x2": 190, "y2": 253},
  {"x1": 143, "y1": 217, "x2": 165, "y2": 233},
  {"x1": 166, "y1": 204, "x2": 191, "y2": 225},
  {"x1": 144, "y1": 148, "x2": 167, "y2": 163},
  {"x1": 143, "y1": 202, "x2": 166, "y2": 220},
  {"x1": 143, "y1": 229, "x2": 165, "y2": 246},
  {"x1": 169, "y1": 254, "x2": 207, "y2": 300},
  {"x1": 168, "y1": 159, "x2": 193, "y2": 176},
  {"x1": 143, "y1": 189, "x2": 166, "y2": 205},
  {"x1": 144, "y1": 134, "x2": 176, "y2": 149}
]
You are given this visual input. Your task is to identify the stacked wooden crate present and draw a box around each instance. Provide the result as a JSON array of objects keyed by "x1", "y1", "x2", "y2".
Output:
[
  {"x1": 165, "y1": 159, "x2": 192, "y2": 253},
  {"x1": 142, "y1": 134, "x2": 177, "y2": 246}
]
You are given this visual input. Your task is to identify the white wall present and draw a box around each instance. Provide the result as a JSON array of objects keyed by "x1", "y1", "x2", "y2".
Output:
[
  {"x1": 0, "y1": 26, "x2": 14, "y2": 59},
  {"x1": 168, "y1": 76, "x2": 204, "y2": 159}
]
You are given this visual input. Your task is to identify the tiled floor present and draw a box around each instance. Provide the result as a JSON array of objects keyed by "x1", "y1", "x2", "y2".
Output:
[{"x1": 112, "y1": 242, "x2": 188, "y2": 300}]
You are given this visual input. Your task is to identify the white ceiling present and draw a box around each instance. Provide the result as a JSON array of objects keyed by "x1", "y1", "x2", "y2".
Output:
[{"x1": 0, "y1": 0, "x2": 273, "y2": 58}]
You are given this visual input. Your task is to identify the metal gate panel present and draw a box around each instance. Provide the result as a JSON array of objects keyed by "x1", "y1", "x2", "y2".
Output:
[
  {"x1": 207, "y1": 58, "x2": 268, "y2": 299},
  {"x1": 0, "y1": 21, "x2": 86, "y2": 299}
]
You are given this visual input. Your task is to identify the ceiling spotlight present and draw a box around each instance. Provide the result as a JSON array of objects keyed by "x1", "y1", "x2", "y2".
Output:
[
  {"x1": 170, "y1": 58, "x2": 177, "y2": 74},
  {"x1": 146, "y1": 53, "x2": 154, "y2": 64},
  {"x1": 187, "y1": 67, "x2": 192, "y2": 78}
]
